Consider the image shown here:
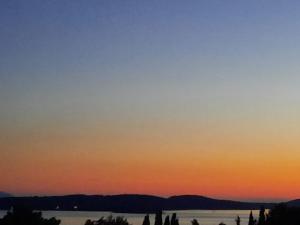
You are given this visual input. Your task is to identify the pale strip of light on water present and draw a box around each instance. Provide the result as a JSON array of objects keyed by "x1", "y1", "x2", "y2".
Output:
[{"x1": 0, "y1": 210, "x2": 259, "y2": 225}]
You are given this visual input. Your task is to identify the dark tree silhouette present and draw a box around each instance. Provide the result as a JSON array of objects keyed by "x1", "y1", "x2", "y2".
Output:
[
  {"x1": 164, "y1": 216, "x2": 170, "y2": 225},
  {"x1": 142, "y1": 215, "x2": 150, "y2": 225},
  {"x1": 248, "y1": 211, "x2": 255, "y2": 225},
  {"x1": 0, "y1": 206, "x2": 60, "y2": 225},
  {"x1": 84, "y1": 216, "x2": 130, "y2": 225},
  {"x1": 191, "y1": 219, "x2": 199, "y2": 225},
  {"x1": 258, "y1": 206, "x2": 266, "y2": 225},
  {"x1": 265, "y1": 204, "x2": 300, "y2": 225},
  {"x1": 235, "y1": 216, "x2": 240, "y2": 225},
  {"x1": 171, "y1": 213, "x2": 179, "y2": 225},
  {"x1": 154, "y1": 211, "x2": 162, "y2": 225}
]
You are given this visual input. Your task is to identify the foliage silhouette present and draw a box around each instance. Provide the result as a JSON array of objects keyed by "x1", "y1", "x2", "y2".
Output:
[
  {"x1": 258, "y1": 206, "x2": 266, "y2": 225},
  {"x1": 191, "y1": 219, "x2": 199, "y2": 225},
  {"x1": 170, "y1": 213, "x2": 179, "y2": 225},
  {"x1": 163, "y1": 216, "x2": 170, "y2": 225},
  {"x1": 142, "y1": 215, "x2": 150, "y2": 225},
  {"x1": 6, "y1": 203, "x2": 300, "y2": 225},
  {"x1": 0, "y1": 206, "x2": 60, "y2": 225},
  {"x1": 265, "y1": 204, "x2": 300, "y2": 225},
  {"x1": 85, "y1": 216, "x2": 130, "y2": 225},
  {"x1": 235, "y1": 216, "x2": 240, "y2": 225},
  {"x1": 248, "y1": 211, "x2": 256, "y2": 225},
  {"x1": 154, "y1": 211, "x2": 162, "y2": 225}
]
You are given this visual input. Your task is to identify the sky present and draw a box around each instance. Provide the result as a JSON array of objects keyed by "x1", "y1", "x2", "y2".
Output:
[{"x1": 1, "y1": 0, "x2": 300, "y2": 202}]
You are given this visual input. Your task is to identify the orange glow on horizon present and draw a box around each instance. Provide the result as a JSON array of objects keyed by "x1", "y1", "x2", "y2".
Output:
[{"x1": 1, "y1": 116, "x2": 300, "y2": 201}]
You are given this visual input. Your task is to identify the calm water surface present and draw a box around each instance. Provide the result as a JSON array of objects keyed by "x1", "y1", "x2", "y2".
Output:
[{"x1": 0, "y1": 210, "x2": 259, "y2": 225}]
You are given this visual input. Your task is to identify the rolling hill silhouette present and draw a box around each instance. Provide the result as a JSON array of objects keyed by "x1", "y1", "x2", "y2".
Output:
[
  {"x1": 0, "y1": 194, "x2": 275, "y2": 213},
  {"x1": 286, "y1": 199, "x2": 300, "y2": 207}
]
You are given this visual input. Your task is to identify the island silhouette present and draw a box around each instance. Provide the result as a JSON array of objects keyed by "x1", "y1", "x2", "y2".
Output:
[{"x1": 0, "y1": 194, "x2": 277, "y2": 213}]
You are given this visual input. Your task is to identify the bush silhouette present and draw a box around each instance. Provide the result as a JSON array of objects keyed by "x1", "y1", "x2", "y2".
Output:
[
  {"x1": 0, "y1": 206, "x2": 60, "y2": 225},
  {"x1": 85, "y1": 216, "x2": 130, "y2": 225},
  {"x1": 191, "y1": 219, "x2": 199, "y2": 225}
]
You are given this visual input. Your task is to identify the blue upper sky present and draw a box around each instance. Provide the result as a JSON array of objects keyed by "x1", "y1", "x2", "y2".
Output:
[
  {"x1": 2, "y1": 0, "x2": 300, "y2": 151},
  {"x1": 1, "y1": 1, "x2": 300, "y2": 118}
]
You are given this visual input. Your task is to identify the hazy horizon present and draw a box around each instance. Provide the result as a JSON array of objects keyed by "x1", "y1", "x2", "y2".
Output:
[{"x1": 1, "y1": 191, "x2": 291, "y2": 203}]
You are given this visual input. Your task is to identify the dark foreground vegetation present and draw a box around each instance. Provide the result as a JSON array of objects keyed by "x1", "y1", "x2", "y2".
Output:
[
  {"x1": 85, "y1": 216, "x2": 130, "y2": 225},
  {"x1": 75, "y1": 205, "x2": 300, "y2": 225},
  {"x1": 1, "y1": 204, "x2": 300, "y2": 225},
  {"x1": 0, "y1": 206, "x2": 60, "y2": 225},
  {"x1": 142, "y1": 206, "x2": 300, "y2": 225}
]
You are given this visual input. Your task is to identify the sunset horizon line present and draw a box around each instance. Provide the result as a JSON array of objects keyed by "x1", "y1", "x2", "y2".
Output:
[{"x1": 5, "y1": 192, "x2": 291, "y2": 203}]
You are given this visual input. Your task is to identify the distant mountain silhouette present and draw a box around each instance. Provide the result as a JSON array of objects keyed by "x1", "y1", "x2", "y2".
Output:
[
  {"x1": 0, "y1": 194, "x2": 275, "y2": 213},
  {"x1": 286, "y1": 199, "x2": 300, "y2": 207},
  {"x1": 165, "y1": 195, "x2": 272, "y2": 210},
  {"x1": 0, "y1": 192, "x2": 12, "y2": 198}
]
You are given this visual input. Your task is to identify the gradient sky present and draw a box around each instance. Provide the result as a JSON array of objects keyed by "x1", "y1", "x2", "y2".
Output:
[{"x1": 1, "y1": 0, "x2": 300, "y2": 201}]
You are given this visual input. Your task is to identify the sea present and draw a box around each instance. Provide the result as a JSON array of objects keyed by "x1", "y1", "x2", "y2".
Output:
[{"x1": 0, "y1": 210, "x2": 259, "y2": 225}]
